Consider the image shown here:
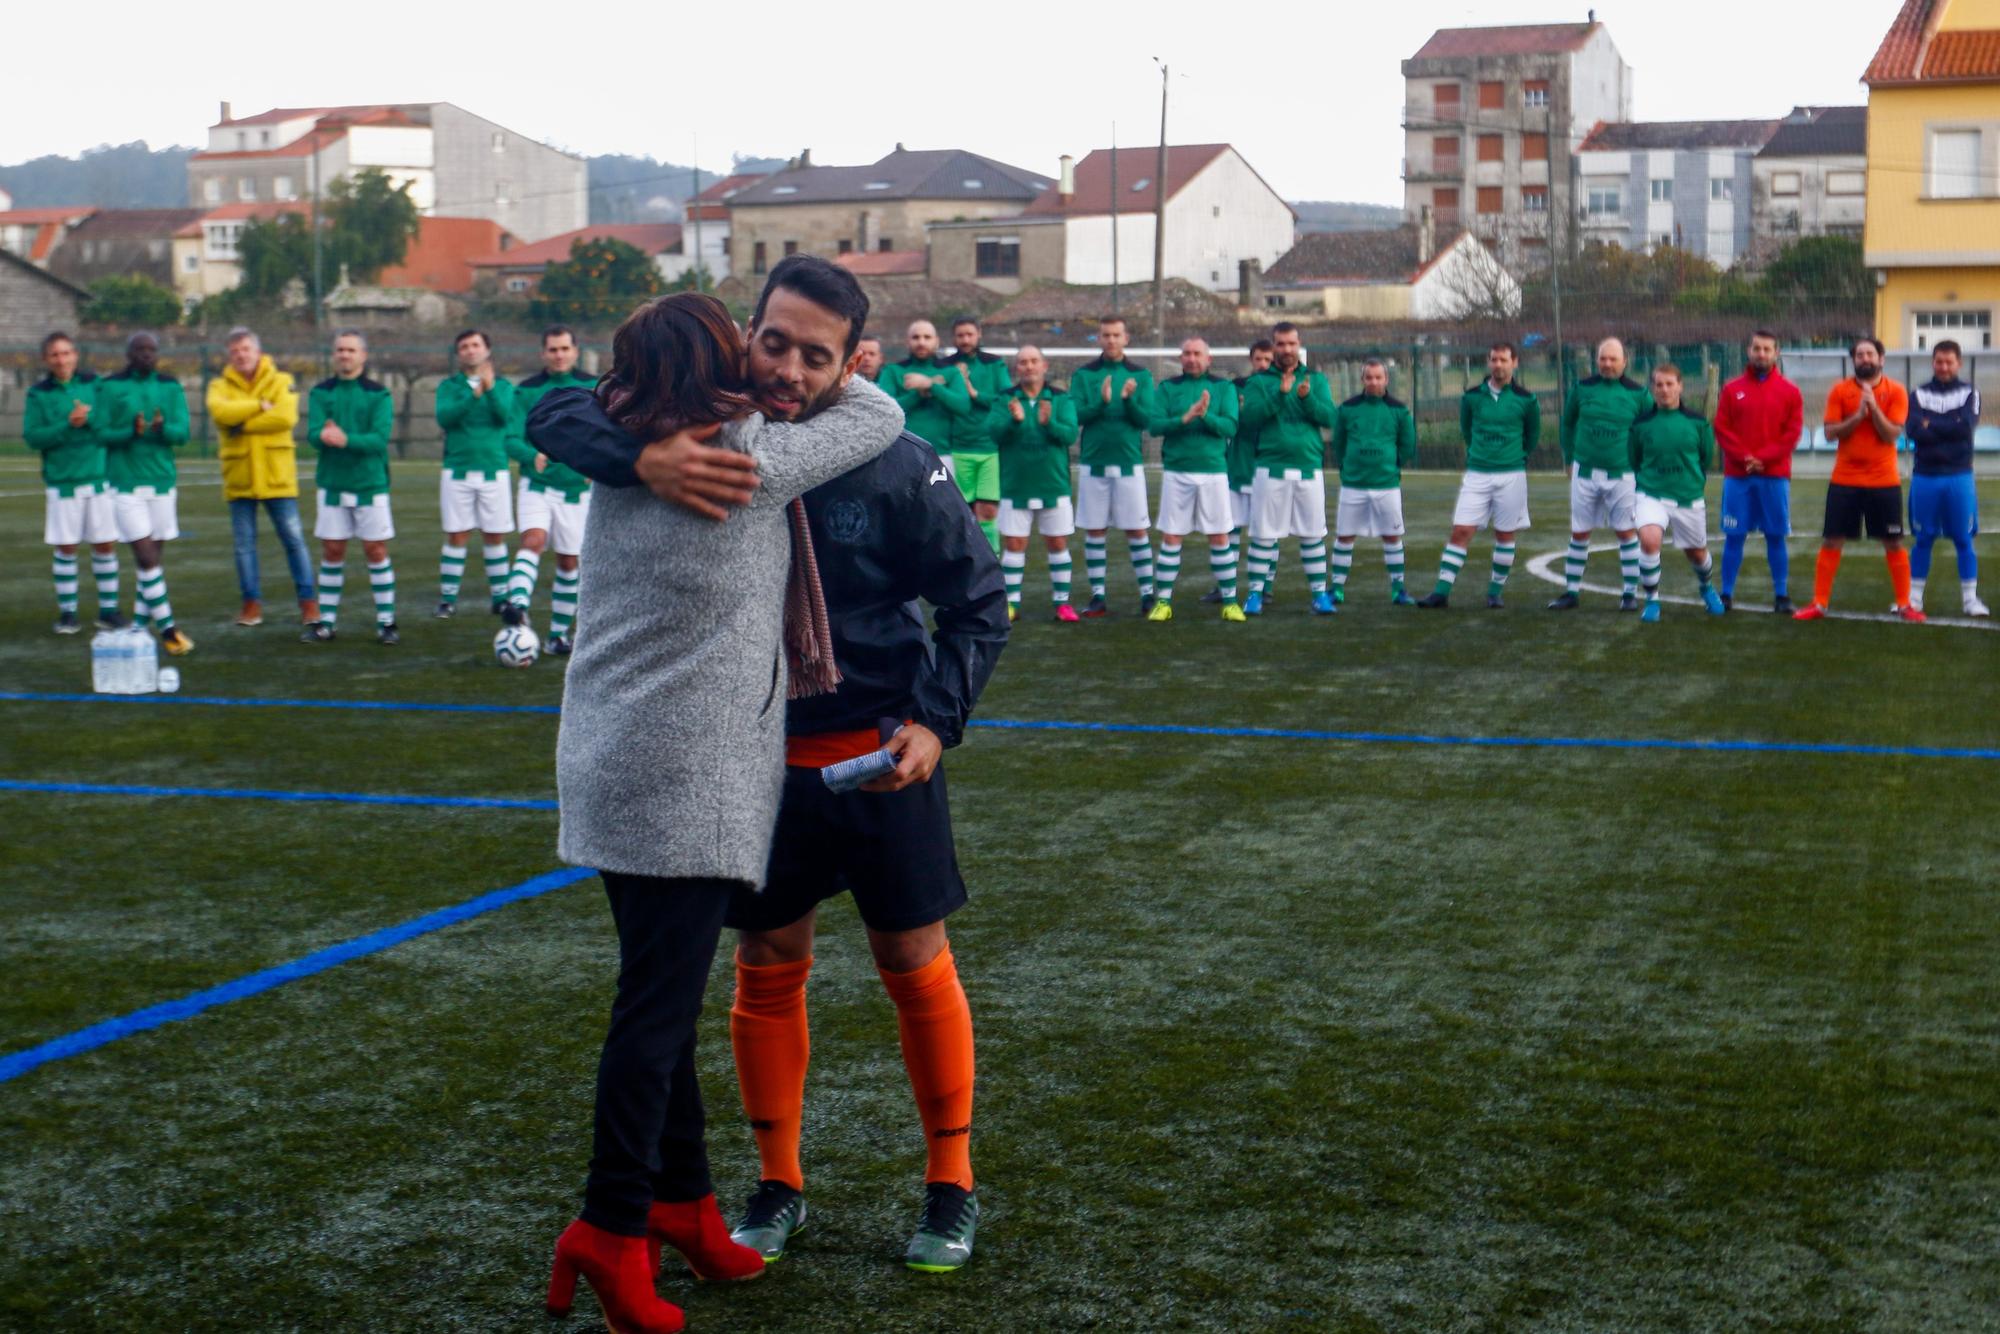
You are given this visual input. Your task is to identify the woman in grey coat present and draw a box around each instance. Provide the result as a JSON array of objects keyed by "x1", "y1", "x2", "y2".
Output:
[{"x1": 534, "y1": 280, "x2": 901, "y2": 1332}]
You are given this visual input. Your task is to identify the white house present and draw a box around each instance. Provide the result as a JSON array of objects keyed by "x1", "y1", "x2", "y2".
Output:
[
  {"x1": 1259, "y1": 216, "x2": 1520, "y2": 320},
  {"x1": 1576, "y1": 119, "x2": 1780, "y2": 266},
  {"x1": 926, "y1": 144, "x2": 1295, "y2": 294},
  {"x1": 1751, "y1": 105, "x2": 1867, "y2": 261}
]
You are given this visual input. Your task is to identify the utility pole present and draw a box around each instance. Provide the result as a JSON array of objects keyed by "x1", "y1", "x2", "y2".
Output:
[
  {"x1": 309, "y1": 140, "x2": 324, "y2": 354},
  {"x1": 690, "y1": 132, "x2": 704, "y2": 294},
  {"x1": 1152, "y1": 59, "x2": 1169, "y2": 345},
  {"x1": 1547, "y1": 100, "x2": 1566, "y2": 428},
  {"x1": 1109, "y1": 121, "x2": 1120, "y2": 317}
]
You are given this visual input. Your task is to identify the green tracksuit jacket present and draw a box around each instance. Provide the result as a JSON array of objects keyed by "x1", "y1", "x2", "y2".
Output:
[
  {"x1": 511, "y1": 370, "x2": 596, "y2": 502},
  {"x1": 1239, "y1": 365, "x2": 1335, "y2": 473},
  {"x1": 1629, "y1": 406, "x2": 1713, "y2": 505},
  {"x1": 1460, "y1": 380, "x2": 1540, "y2": 473},
  {"x1": 96, "y1": 369, "x2": 190, "y2": 492},
  {"x1": 1562, "y1": 374, "x2": 1651, "y2": 474},
  {"x1": 990, "y1": 385, "x2": 1078, "y2": 505},
  {"x1": 434, "y1": 374, "x2": 517, "y2": 476},
  {"x1": 1149, "y1": 373, "x2": 1240, "y2": 474},
  {"x1": 1332, "y1": 393, "x2": 1417, "y2": 489},
  {"x1": 1228, "y1": 373, "x2": 1263, "y2": 490},
  {"x1": 938, "y1": 350, "x2": 1010, "y2": 456},
  {"x1": 1070, "y1": 356, "x2": 1155, "y2": 475},
  {"x1": 25, "y1": 372, "x2": 105, "y2": 495},
  {"x1": 880, "y1": 357, "x2": 966, "y2": 454},
  {"x1": 308, "y1": 375, "x2": 396, "y2": 500}
]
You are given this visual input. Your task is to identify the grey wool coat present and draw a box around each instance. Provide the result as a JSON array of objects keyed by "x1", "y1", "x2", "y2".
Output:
[{"x1": 549, "y1": 377, "x2": 903, "y2": 886}]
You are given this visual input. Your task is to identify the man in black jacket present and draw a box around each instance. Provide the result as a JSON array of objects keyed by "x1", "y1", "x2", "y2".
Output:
[{"x1": 531, "y1": 258, "x2": 1007, "y2": 1278}]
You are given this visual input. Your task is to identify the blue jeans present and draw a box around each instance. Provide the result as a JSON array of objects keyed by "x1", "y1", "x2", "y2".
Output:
[{"x1": 230, "y1": 497, "x2": 315, "y2": 603}]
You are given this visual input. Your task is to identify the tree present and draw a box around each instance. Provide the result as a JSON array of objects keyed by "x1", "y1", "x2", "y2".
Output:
[
  {"x1": 325, "y1": 168, "x2": 420, "y2": 282},
  {"x1": 235, "y1": 214, "x2": 314, "y2": 299},
  {"x1": 85, "y1": 274, "x2": 182, "y2": 328},
  {"x1": 1757, "y1": 235, "x2": 1869, "y2": 320},
  {"x1": 530, "y1": 237, "x2": 665, "y2": 323}
]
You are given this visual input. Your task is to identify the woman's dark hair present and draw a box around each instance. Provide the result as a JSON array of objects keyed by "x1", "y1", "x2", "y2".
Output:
[
  {"x1": 751, "y1": 255, "x2": 871, "y2": 357},
  {"x1": 595, "y1": 292, "x2": 754, "y2": 440}
]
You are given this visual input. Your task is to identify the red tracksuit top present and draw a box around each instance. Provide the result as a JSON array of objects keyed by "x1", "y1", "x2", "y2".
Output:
[{"x1": 1714, "y1": 368, "x2": 1804, "y2": 480}]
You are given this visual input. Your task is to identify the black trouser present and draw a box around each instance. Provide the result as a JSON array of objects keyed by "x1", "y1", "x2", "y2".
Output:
[{"x1": 581, "y1": 872, "x2": 738, "y2": 1236}]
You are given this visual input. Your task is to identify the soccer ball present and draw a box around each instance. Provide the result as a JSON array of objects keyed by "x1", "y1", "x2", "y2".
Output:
[{"x1": 494, "y1": 623, "x2": 540, "y2": 668}]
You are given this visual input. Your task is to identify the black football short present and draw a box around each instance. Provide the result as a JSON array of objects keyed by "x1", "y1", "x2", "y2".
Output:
[
  {"x1": 1822, "y1": 483, "x2": 1904, "y2": 540},
  {"x1": 727, "y1": 763, "x2": 969, "y2": 934}
]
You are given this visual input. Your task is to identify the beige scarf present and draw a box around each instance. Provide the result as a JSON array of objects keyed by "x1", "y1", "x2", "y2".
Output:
[{"x1": 783, "y1": 498, "x2": 841, "y2": 698}]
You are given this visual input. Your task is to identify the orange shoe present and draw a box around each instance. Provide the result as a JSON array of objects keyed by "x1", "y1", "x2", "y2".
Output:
[
  {"x1": 235, "y1": 599, "x2": 263, "y2": 627},
  {"x1": 1791, "y1": 604, "x2": 1826, "y2": 621}
]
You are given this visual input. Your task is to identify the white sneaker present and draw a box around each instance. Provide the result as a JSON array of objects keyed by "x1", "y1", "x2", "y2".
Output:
[{"x1": 1965, "y1": 595, "x2": 1991, "y2": 618}]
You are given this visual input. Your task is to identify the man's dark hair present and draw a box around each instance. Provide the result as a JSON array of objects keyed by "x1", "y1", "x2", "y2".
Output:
[
  {"x1": 541, "y1": 324, "x2": 576, "y2": 346},
  {"x1": 1271, "y1": 321, "x2": 1300, "y2": 337},
  {"x1": 1490, "y1": 340, "x2": 1519, "y2": 358},
  {"x1": 41, "y1": 331, "x2": 75, "y2": 354},
  {"x1": 1099, "y1": 314, "x2": 1127, "y2": 329},
  {"x1": 1250, "y1": 338, "x2": 1275, "y2": 355},
  {"x1": 951, "y1": 315, "x2": 980, "y2": 332},
  {"x1": 1747, "y1": 329, "x2": 1780, "y2": 349},
  {"x1": 752, "y1": 254, "x2": 871, "y2": 357},
  {"x1": 1654, "y1": 361, "x2": 1683, "y2": 381},
  {"x1": 455, "y1": 328, "x2": 490, "y2": 350},
  {"x1": 1851, "y1": 336, "x2": 1885, "y2": 358},
  {"x1": 1934, "y1": 339, "x2": 1963, "y2": 359}
]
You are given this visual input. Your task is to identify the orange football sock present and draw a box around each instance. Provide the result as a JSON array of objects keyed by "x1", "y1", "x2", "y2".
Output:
[
  {"x1": 730, "y1": 955, "x2": 813, "y2": 1191},
  {"x1": 1886, "y1": 547, "x2": 1913, "y2": 607},
  {"x1": 1813, "y1": 547, "x2": 1842, "y2": 608},
  {"x1": 878, "y1": 946, "x2": 975, "y2": 1191}
]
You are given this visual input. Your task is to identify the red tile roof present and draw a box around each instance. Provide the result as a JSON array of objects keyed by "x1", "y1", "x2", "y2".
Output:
[
  {"x1": 1021, "y1": 145, "x2": 1230, "y2": 217},
  {"x1": 212, "y1": 104, "x2": 377, "y2": 128},
  {"x1": 466, "y1": 223, "x2": 683, "y2": 270},
  {"x1": 1411, "y1": 23, "x2": 1600, "y2": 61},
  {"x1": 687, "y1": 172, "x2": 766, "y2": 222},
  {"x1": 1923, "y1": 27, "x2": 2000, "y2": 79},
  {"x1": 1864, "y1": 0, "x2": 2000, "y2": 84},
  {"x1": 0, "y1": 206, "x2": 96, "y2": 226},
  {"x1": 378, "y1": 217, "x2": 517, "y2": 293},
  {"x1": 835, "y1": 249, "x2": 927, "y2": 277},
  {"x1": 1865, "y1": 0, "x2": 1935, "y2": 82},
  {"x1": 195, "y1": 108, "x2": 417, "y2": 160}
]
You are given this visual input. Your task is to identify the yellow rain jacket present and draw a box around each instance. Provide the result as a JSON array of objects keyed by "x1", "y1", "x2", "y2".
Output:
[{"x1": 207, "y1": 354, "x2": 301, "y2": 499}]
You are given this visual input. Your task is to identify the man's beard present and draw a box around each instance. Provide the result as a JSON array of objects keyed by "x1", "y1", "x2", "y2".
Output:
[
  {"x1": 757, "y1": 375, "x2": 843, "y2": 422},
  {"x1": 1855, "y1": 365, "x2": 1880, "y2": 382}
]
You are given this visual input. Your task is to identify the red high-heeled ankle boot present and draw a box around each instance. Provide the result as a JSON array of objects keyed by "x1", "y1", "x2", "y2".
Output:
[
  {"x1": 647, "y1": 1194, "x2": 766, "y2": 1282},
  {"x1": 547, "y1": 1217, "x2": 686, "y2": 1334}
]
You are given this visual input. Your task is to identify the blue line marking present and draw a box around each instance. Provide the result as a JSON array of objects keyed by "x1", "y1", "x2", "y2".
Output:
[
  {"x1": 4, "y1": 690, "x2": 1997, "y2": 762},
  {"x1": 0, "y1": 866, "x2": 594, "y2": 1087},
  {"x1": 0, "y1": 779, "x2": 556, "y2": 811}
]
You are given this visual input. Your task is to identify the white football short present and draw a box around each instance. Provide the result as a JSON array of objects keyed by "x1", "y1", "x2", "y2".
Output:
[
  {"x1": 1634, "y1": 493, "x2": 1709, "y2": 550},
  {"x1": 112, "y1": 487, "x2": 180, "y2": 543},
  {"x1": 1334, "y1": 486, "x2": 1404, "y2": 539},
  {"x1": 1231, "y1": 485, "x2": 1252, "y2": 530},
  {"x1": 1156, "y1": 471, "x2": 1234, "y2": 536},
  {"x1": 516, "y1": 481, "x2": 591, "y2": 556},
  {"x1": 315, "y1": 490, "x2": 396, "y2": 542},
  {"x1": 999, "y1": 496, "x2": 1075, "y2": 539},
  {"x1": 1249, "y1": 467, "x2": 1329, "y2": 542},
  {"x1": 1451, "y1": 470, "x2": 1531, "y2": 532},
  {"x1": 1569, "y1": 468, "x2": 1637, "y2": 533},
  {"x1": 440, "y1": 471, "x2": 513, "y2": 534},
  {"x1": 1075, "y1": 468, "x2": 1150, "y2": 532},
  {"x1": 45, "y1": 485, "x2": 117, "y2": 546}
]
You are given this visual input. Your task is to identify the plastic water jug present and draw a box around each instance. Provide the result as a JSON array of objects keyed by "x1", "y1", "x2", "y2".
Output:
[{"x1": 90, "y1": 625, "x2": 159, "y2": 694}]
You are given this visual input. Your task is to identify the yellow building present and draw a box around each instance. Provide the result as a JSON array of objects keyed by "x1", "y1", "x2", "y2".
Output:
[{"x1": 1865, "y1": 0, "x2": 2000, "y2": 350}]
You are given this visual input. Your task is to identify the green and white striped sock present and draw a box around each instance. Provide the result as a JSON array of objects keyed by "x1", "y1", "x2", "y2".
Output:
[
  {"x1": 137, "y1": 565, "x2": 174, "y2": 630},
  {"x1": 1129, "y1": 537, "x2": 1155, "y2": 598},
  {"x1": 91, "y1": 551, "x2": 120, "y2": 618},
  {"x1": 439, "y1": 543, "x2": 467, "y2": 604},
  {"x1": 549, "y1": 566, "x2": 579, "y2": 638},
  {"x1": 1641, "y1": 551, "x2": 1663, "y2": 600},
  {"x1": 1154, "y1": 543, "x2": 1182, "y2": 603},
  {"x1": 1210, "y1": 542, "x2": 1239, "y2": 602},
  {"x1": 1000, "y1": 548, "x2": 1025, "y2": 608},
  {"x1": 482, "y1": 543, "x2": 510, "y2": 601},
  {"x1": 1248, "y1": 540, "x2": 1280, "y2": 594},
  {"x1": 1565, "y1": 539, "x2": 1590, "y2": 592},
  {"x1": 1693, "y1": 550, "x2": 1715, "y2": 588},
  {"x1": 1383, "y1": 540, "x2": 1407, "y2": 595},
  {"x1": 1434, "y1": 542, "x2": 1468, "y2": 598},
  {"x1": 1324, "y1": 539, "x2": 1349, "y2": 591},
  {"x1": 1488, "y1": 542, "x2": 1517, "y2": 597},
  {"x1": 317, "y1": 561, "x2": 344, "y2": 627},
  {"x1": 52, "y1": 551, "x2": 80, "y2": 614},
  {"x1": 1084, "y1": 535, "x2": 1108, "y2": 597},
  {"x1": 509, "y1": 547, "x2": 542, "y2": 609},
  {"x1": 1302, "y1": 540, "x2": 1330, "y2": 594},
  {"x1": 369, "y1": 558, "x2": 396, "y2": 625},
  {"x1": 1049, "y1": 549, "x2": 1073, "y2": 605},
  {"x1": 1620, "y1": 537, "x2": 1641, "y2": 594}
]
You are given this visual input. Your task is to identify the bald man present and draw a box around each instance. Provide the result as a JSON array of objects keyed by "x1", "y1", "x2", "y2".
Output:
[
  {"x1": 1552, "y1": 337, "x2": 1649, "y2": 610},
  {"x1": 1147, "y1": 337, "x2": 1244, "y2": 621},
  {"x1": 881, "y1": 320, "x2": 964, "y2": 468},
  {"x1": 990, "y1": 346, "x2": 1081, "y2": 621}
]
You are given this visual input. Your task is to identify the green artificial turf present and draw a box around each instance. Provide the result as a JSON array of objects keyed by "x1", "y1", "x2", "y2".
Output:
[{"x1": 2, "y1": 459, "x2": 1996, "y2": 1331}]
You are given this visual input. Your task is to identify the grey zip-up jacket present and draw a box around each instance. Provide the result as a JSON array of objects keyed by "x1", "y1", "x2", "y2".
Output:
[{"x1": 532, "y1": 376, "x2": 903, "y2": 886}]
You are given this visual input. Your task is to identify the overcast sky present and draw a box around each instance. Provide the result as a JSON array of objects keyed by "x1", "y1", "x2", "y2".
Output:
[{"x1": 3, "y1": 1, "x2": 1885, "y2": 206}]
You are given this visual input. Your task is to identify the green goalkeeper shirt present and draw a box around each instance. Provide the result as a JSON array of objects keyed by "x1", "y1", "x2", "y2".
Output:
[
  {"x1": 1629, "y1": 405, "x2": 1713, "y2": 505},
  {"x1": 1332, "y1": 392, "x2": 1417, "y2": 489},
  {"x1": 1149, "y1": 373, "x2": 1239, "y2": 474},
  {"x1": 1562, "y1": 373, "x2": 1650, "y2": 474}
]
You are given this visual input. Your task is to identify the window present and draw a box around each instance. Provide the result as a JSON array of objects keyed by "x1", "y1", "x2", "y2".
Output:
[
  {"x1": 236, "y1": 131, "x2": 247, "y2": 150},
  {"x1": 1211, "y1": 270, "x2": 1220, "y2": 283},
  {"x1": 494, "y1": 180, "x2": 510, "y2": 206},
  {"x1": 491, "y1": 131, "x2": 506, "y2": 153},
  {"x1": 1771, "y1": 172, "x2": 1802, "y2": 197},
  {"x1": 1915, "y1": 309, "x2": 1993, "y2": 350},
  {"x1": 1522, "y1": 133, "x2": 1548, "y2": 162},
  {"x1": 182, "y1": 253, "x2": 199, "y2": 273},
  {"x1": 273, "y1": 175, "x2": 295, "y2": 201},
  {"x1": 1931, "y1": 129, "x2": 1984, "y2": 198},
  {"x1": 1477, "y1": 186, "x2": 1503, "y2": 215},
  {"x1": 1522, "y1": 186, "x2": 1548, "y2": 213},
  {"x1": 772, "y1": 185, "x2": 798, "y2": 195},
  {"x1": 1655, "y1": 233, "x2": 1675, "y2": 249},
  {"x1": 1477, "y1": 134, "x2": 1503, "y2": 163},
  {"x1": 975, "y1": 237, "x2": 1020, "y2": 278},
  {"x1": 237, "y1": 177, "x2": 256, "y2": 201},
  {"x1": 1434, "y1": 186, "x2": 1459, "y2": 219},
  {"x1": 1587, "y1": 188, "x2": 1621, "y2": 216},
  {"x1": 506, "y1": 277, "x2": 531, "y2": 293},
  {"x1": 1828, "y1": 170, "x2": 1865, "y2": 196},
  {"x1": 1433, "y1": 83, "x2": 1460, "y2": 114},
  {"x1": 879, "y1": 237, "x2": 893, "y2": 251},
  {"x1": 1710, "y1": 178, "x2": 1734, "y2": 201},
  {"x1": 962, "y1": 178, "x2": 983, "y2": 189},
  {"x1": 863, "y1": 181, "x2": 891, "y2": 191},
  {"x1": 1650, "y1": 178, "x2": 1673, "y2": 203},
  {"x1": 783, "y1": 240, "x2": 798, "y2": 257},
  {"x1": 752, "y1": 241, "x2": 767, "y2": 275},
  {"x1": 260, "y1": 130, "x2": 271, "y2": 147},
  {"x1": 1130, "y1": 177, "x2": 1150, "y2": 192},
  {"x1": 837, "y1": 239, "x2": 852, "y2": 254},
  {"x1": 204, "y1": 222, "x2": 244, "y2": 260},
  {"x1": 202, "y1": 177, "x2": 222, "y2": 204},
  {"x1": 1524, "y1": 80, "x2": 1550, "y2": 109},
  {"x1": 1212, "y1": 205, "x2": 1221, "y2": 218},
  {"x1": 1478, "y1": 81, "x2": 1504, "y2": 110}
]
